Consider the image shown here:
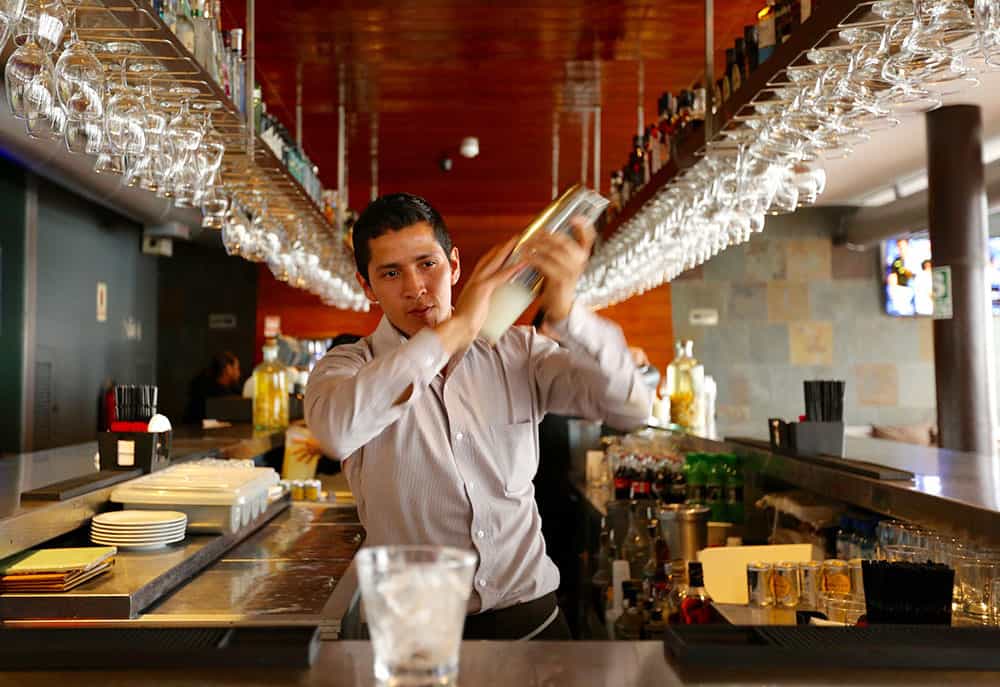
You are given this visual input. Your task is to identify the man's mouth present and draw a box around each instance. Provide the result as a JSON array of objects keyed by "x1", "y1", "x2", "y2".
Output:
[{"x1": 409, "y1": 305, "x2": 434, "y2": 317}]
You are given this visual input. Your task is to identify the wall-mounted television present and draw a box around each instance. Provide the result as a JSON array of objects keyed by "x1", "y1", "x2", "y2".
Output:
[{"x1": 881, "y1": 235, "x2": 1000, "y2": 316}]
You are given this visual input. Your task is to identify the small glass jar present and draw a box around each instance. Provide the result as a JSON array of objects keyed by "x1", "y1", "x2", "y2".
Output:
[
  {"x1": 290, "y1": 480, "x2": 305, "y2": 501},
  {"x1": 822, "y1": 559, "x2": 852, "y2": 595},
  {"x1": 304, "y1": 479, "x2": 322, "y2": 501},
  {"x1": 848, "y1": 558, "x2": 865, "y2": 601},
  {"x1": 747, "y1": 561, "x2": 774, "y2": 607},
  {"x1": 772, "y1": 561, "x2": 800, "y2": 608},
  {"x1": 798, "y1": 560, "x2": 822, "y2": 610}
]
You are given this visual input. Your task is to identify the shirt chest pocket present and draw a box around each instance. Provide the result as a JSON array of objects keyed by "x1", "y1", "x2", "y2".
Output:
[{"x1": 484, "y1": 421, "x2": 538, "y2": 498}]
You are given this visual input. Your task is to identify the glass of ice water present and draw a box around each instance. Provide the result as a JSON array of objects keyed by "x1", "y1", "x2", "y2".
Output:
[{"x1": 356, "y1": 545, "x2": 477, "y2": 687}]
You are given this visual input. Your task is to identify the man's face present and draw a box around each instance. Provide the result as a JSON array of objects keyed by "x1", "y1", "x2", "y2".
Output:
[
  {"x1": 222, "y1": 361, "x2": 240, "y2": 385},
  {"x1": 357, "y1": 222, "x2": 461, "y2": 337}
]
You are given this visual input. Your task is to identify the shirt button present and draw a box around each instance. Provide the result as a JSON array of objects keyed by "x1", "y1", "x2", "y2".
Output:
[
  {"x1": 477, "y1": 579, "x2": 486, "y2": 588},
  {"x1": 455, "y1": 432, "x2": 464, "y2": 441},
  {"x1": 477, "y1": 530, "x2": 485, "y2": 539}
]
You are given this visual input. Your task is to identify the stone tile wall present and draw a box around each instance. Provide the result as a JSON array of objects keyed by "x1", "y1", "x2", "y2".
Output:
[{"x1": 671, "y1": 207, "x2": 937, "y2": 438}]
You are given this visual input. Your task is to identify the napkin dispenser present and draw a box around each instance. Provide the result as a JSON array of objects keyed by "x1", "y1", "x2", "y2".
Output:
[{"x1": 98, "y1": 430, "x2": 171, "y2": 474}]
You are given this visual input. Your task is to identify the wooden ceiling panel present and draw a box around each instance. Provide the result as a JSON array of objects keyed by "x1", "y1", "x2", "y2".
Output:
[{"x1": 221, "y1": 0, "x2": 761, "y2": 263}]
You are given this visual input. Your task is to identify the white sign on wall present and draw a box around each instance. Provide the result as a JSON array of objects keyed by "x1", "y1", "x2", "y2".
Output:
[{"x1": 932, "y1": 266, "x2": 953, "y2": 320}]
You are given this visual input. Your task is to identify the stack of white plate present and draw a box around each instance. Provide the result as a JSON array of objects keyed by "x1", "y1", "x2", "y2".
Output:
[{"x1": 90, "y1": 510, "x2": 188, "y2": 551}]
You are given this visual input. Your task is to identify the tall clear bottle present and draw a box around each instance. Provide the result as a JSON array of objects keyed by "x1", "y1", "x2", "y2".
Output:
[
  {"x1": 621, "y1": 501, "x2": 652, "y2": 579},
  {"x1": 229, "y1": 28, "x2": 245, "y2": 115},
  {"x1": 174, "y1": 0, "x2": 196, "y2": 54},
  {"x1": 666, "y1": 340, "x2": 699, "y2": 429},
  {"x1": 253, "y1": 340, "x2": 289, "y2": 431}
]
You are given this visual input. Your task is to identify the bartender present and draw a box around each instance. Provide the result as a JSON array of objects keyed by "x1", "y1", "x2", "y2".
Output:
[
  {"x1": 305, "y1": 193, "x2": 651, "y2": 640},
  {"x1": 183, "y1": 351, "x2": 242, "y2": 424}
]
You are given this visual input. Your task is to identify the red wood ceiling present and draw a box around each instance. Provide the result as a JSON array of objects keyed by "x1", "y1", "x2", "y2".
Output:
[{"x1": 221, "y1": 0, "x2": 762, "y2": 237}]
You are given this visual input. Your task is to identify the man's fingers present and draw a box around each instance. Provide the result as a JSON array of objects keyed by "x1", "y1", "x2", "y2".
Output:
[
  {"x1": 570, "y1": 217, "x2": 597, "y2": 253},
  {"x1": 472, "y1": 234, "x2": 520, "y2": 280}
]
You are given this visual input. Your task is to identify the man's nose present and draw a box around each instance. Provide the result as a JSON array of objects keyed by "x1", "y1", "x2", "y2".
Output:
[{"x1": 402, "y1": 269, "x2": 426, "y2": 298}]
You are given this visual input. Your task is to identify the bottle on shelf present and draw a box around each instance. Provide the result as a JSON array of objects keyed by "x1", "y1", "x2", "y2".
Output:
[
  {"x1": 252, "y1": 339, "x2": 290, "y2": 432},
  {"x1": 593, "y1": 516, "x2": 615, "y2": 592},
  {"x1": 622, "y1": 500, "x2": 652, "y2": 578},
  {"x1": 685, "y1": 454, "x2": 708, "y2": 505},
  {"x1": 712, "y1": 78, "x2": 723, "y2": 115},
  {"x1": 666, "y1": 340, "x2": 699, "y2": 429},
  {"x1": 229, "y1": 28, "x2": 245, "y2": 115},
  {"x1": 614, "y1": 582, "x2": 645, "y2": 639},
  {"x1": 161, "y1": 0, "x2": 178, "y2": 34},
  {"x1": 680, "y1": 561, "x2": 715, "y2": 625},
  {"x1": 722, "y1": 49, "x2": 734, "y2": 102},
  {"x1": 732, "y1": 40, "x2": 745, "y2": 92},
  {"x1": 665, "y1": 560, "x2": 687, "y2": 625},
  {"x1": 706, "y1": 455, "x2": 728, "y2": 522},
  {"x1": 775, "y1": 0, "x2": 792, "y2": 45},
  {"x1": 744, "y1": 25, "x2": 760, "y2": 73},
  {"x1": 174, "y1": 0, "x2": 196, "y2": 54},
  {"x1": 757, "y1": 0, "x2": 777, "y2": 64},
  {"x1": 724, "y1": 454, "x2": 745, "y2": 524}
]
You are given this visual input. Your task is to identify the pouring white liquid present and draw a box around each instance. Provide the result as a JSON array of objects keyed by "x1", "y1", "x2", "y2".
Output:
[{"x1": 479, "y1": 281, "x2": 536, "y2": 343}]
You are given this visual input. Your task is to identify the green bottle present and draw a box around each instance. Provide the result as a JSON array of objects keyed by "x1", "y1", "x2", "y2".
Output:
[
  {"x1": 725, "y1": 454, "x2": 745, "y2": 524},
  {"x1": 706, "y1": 454, "x2": 728, "y2": 522},
  {"x1": 685, "y1": 454, "x2": 707, "y2": 505}
]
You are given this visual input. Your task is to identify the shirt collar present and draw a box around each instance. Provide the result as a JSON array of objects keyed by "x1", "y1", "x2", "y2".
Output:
[{"x1": 370, "y1": 315, "x2": 409, "y2": 358}]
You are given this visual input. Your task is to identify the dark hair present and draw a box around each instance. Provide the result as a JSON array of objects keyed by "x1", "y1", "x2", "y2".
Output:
[
  {"x1": 209, "y1": 351, "x2": 238, "y2": 380},
  {"x1": 352, "y1": 193, "x2": 452, "y2": 283},
  {"x1": 922, "y1": 259, "x2": 932, "y2": 270},
  {"x1": 328, "y1": 333, "x2": 363, "y2": 352}
]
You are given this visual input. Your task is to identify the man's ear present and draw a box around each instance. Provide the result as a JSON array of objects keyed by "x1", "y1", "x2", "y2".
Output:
[
  {"x1": 450, "y1": 246, "x2": 461, "y2": 286},
  {"x1": 356, "y1": 272, "x2": 378, "y2": 304}
]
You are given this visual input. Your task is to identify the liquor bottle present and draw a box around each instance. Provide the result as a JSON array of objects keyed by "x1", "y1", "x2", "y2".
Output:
[
  {"x1": 713, "y1": 78, "x2": 723, "y2": 114},
  {"x1": 744, "y1": 25, "x2": 760, "y2": 73},
  {"x1": 757, "y1": 0, "x2": 777, "y2": 63},
  {"x1": 666, "y1": 340, "x2": 698, "y2": 428},
  {"x1": 680, "y1": 562, "x2": 714, "y2": 625},
  {"x1": 161, "y1": 0, "x2": 178, "y2": 33},
  {"x1": 775, "y1": 0, "x2": 792, "y2": 44},
  {"x1": 706, "y1": 455, "x2": 728, "y2": 522},
  {"x1": 665, "y1": 561, "x2": 687, "y2": 625},
  {"x1": 622, "y1": 501, "x2": 652, "y2": 578},
  {"x1": 592, "y1": 516, "x2": 615, "y2": 591},
  {"x1": 628, "y1": 135, "x2": 646, "y2": 190},
  {"x1": 724, "y1": 454, "x2": 745, "y2": 524},
  {"x1": 229, "y1": 28, "x2": 245, "y2": 114},
  {"x1": 650, "y1": 517, "x2": 670, "y2": 584},
  {"x1": 174, "y1": 0, "x2": 196, "y2": 54},
  {"x1": 722, "y1": 49, "x2": 735, "y2": 102},
  {"x1": 732, "y1": 39, "x2": 745, "y2": 91},
  {"x1": 252, "y1": 339, "x2": 289, "y2": 431},
  {"x1": 670, "y1": 465, "x2": 688, "y2": 504},
  {"x1": 801, "y1": 0, "x2": 813, "y2": 22},
  {"x1": 614, "y1": 584, "x2": 645, "y2": 639}
]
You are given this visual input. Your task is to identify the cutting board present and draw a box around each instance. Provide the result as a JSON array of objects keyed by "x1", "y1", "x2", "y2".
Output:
[
  {"x1": 0, "y1": 547, "x2": 117, "y2": 576},
  {"x1": 697, "y1": 544, "x2": 819, "y2": 604}
]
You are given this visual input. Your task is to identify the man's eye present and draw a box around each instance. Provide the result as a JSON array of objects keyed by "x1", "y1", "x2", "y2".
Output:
[
  {"x1": 422, "y1": 261, "x2": 437, "y2": 269},
  {"x1": 382, "y1": 271, "x2": 398, "y2": 279}
]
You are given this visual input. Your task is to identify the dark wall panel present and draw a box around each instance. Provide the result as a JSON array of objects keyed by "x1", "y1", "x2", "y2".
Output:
[
  {"x1": 157, "y1": 239, "x2": 257, "y2": 423},
  {"x1": 32, "y1": 179, "x2": 158, "y2": 449},
  {"x1": 0, "y1": 156, "x2": 26, "y2": 452}
]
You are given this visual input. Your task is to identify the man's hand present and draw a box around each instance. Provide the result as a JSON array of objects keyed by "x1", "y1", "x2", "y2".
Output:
[
  {"x1": 434, "y1": 234, "x2": 524, "y2": 355},
  {"x1": 523, "y1": 216, "x2": 596, "y2": 324}
]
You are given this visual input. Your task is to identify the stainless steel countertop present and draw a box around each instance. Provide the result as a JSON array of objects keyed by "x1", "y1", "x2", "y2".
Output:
[
  {"x1": 0, "y1": 498, "x2": 290, "y2": 620},
  {"x1": 2, "y1": 640, "x2": 999, "y2": 686},
  {"x1": 728, "y1": 435, "x2": 1000, "y2": 547},
  {"x1": 0, "y1": 425, "x2": 286, "y2": 559}
]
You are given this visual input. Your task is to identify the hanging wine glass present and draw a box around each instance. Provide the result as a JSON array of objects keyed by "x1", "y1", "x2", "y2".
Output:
[
  {"x1": 5, "y1": 16, "x2": 48, "y2": 119},
  {"x1": 0, "y1": 0, "x2": 26, "y2": 53},
  {"x1": 16, "y1": 0, "x2": 66, "y2": 54},
  {"x1": 103, "y1": 41, "x2": 146, "y2": 157},
  {"x1": 24, "y1": 51, "x2": 63, "y2": 140},
  {"x1": 55, "y1": 0, "x2": 103, "y2": 153},
  {"x1": 123, "y1": 61, "x2": 167, "y2": 189},
  {"x1": 191, "y1": 101, "x2": 226, "y2": 201},
  {"x1": 165, "y1": 85, "x2": 203, "y2": 206}
]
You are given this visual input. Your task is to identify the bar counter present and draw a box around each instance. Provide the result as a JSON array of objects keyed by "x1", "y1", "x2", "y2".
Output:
[{"x1": 3, "y1": 639, "x2": 1000, "y2": 686}]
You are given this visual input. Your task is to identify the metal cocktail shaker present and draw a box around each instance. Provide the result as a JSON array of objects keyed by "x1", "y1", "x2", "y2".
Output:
[{"x1": 479, "y1": 184, "x2": 609, "y2": 342}]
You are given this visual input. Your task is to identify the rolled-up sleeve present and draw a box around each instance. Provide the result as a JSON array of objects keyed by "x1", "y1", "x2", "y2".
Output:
[
  {"x1": 304, "y1": 328, "x2": 449, "y2": 459},
  {"x1": 531, "y1": 303, "x2": 652, "y2": 430}
]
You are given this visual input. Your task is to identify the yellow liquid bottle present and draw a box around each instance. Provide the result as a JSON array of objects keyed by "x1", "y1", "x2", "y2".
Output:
[
  {"x1": 253, "y1": 341, "x2": 289, "y2": 431},
  {"x1": 666, "y1": 340, "x2": 699, "y2": 429}
]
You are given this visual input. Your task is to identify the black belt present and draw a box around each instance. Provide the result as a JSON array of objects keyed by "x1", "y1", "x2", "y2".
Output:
[{"x1": 463, "y1": 592, "x2": 559, "y2": 640}]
